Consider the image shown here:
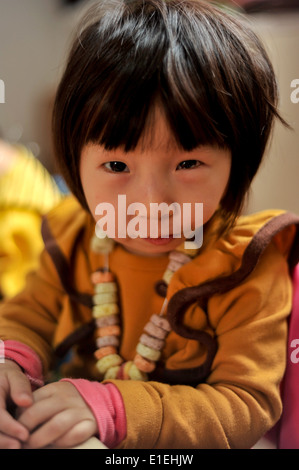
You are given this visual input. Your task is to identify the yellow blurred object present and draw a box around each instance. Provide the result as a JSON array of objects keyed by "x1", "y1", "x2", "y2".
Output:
[{"x1": 0, "y1": 144, "x2": 63, "y2": 298}]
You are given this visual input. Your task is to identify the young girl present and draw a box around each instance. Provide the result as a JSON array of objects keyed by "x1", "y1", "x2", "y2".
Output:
[{"x1": 0, "y1": 0, "x2": 298, "y2": 449}]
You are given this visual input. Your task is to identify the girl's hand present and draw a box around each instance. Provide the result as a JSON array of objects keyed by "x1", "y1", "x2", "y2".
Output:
[
  {"x1": 0, "y1": 360, "x2": 33, "y2": 449},
  {"x1": 17, "y1": 381, "x2": 98, "y2": 449}
]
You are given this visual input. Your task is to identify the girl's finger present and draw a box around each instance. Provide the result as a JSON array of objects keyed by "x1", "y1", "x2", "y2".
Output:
[
  {"x1": 23, "y1": 409, "x2": 83, "y2": 449},
  {"x1": 0, "y1": 408, "x2": 29, "y2": 443},
  {"x1": 17, "y1": 396, "x2": 64, "y2": 432},
  {"x1": 8, "y1": 370, "x2": 33, "y2": 408},
  {"x1": 51, "y1": 419, "x2": 97, "y2": 449},
  {"x1": 0, "y1": 433, "x2": 22, "y2": 450}
]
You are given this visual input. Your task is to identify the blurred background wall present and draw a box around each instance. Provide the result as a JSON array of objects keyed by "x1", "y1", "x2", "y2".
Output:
[
  {"x1": 0, "y1": 0, "x2": 298, "y2": 213},
  {"x1": 0, "y1": 0, "x2": 84, "y2": 173},
  {"x1": 245, "y1": 12, "x2": 299, "y2": 215}
]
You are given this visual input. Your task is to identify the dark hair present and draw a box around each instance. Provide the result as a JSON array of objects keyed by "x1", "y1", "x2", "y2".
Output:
[{"x1": 52, "y1": 0, "x2": 287, "y2": 227}]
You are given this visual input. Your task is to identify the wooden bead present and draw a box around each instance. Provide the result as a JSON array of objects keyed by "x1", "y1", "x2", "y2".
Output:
[
  {"x1": 136, "y1": 342, "x2": 161, "y2": 362},
  {"x1": 90, "y1": 234, "x2": 115, "y2": 254},
  {"x1": 140, "y1": 333, "x2": 164, "y2": 351},
  {"x1": 167, "y1": 259, "x2": 184, "y2": 272},
  {"x1": 150, "y1": 314, "x2": 171, "y2": 332},
  {"x1": 128, "y1": 363, "x2": 148, "y2": 381},
  {"x1": 93, "y1": 292, "x2": 118, "y2": 305},
  {"x1": 97, "y1": 325, "x2": 121, "y2": 337},
  {"x1": 117, "y1": 361, "x2": 133, "y2": 380},
  {"x1": 94, "y1": 282, "x2": 117, "y2": 294},
  {"x1": 134, "y1": 353, "x2": 156, "y2": 373},
  {"x1": 96, "y1": 335, "x2": 120, "y2": 348},
  {"x1": 96, "y1": 314, "x2": 120, "y2": 327},
  {"x1": 91, "y1": 271, "x2": 115, "y2": 284},
  {"x1": 163, "y1": 268, "x2": 174, "y2": 284},
  {"x1": 144, "y1": 321, "x2": 168, "y2": 340},
  {"x1": 104, "y1": 365, "x2": 121, "y2": 379},
  {"x1": 92, "y1": 303, "x2": 119, "y2": 318},
  {"x1": 94, "y1": 346, "x2": 117, "y2": 360},
  {"x1": 96, "y1": 354, "x2": 122, "y2": 374},
  {"x1": 169, "y1": 251, "x2": 191, "y2": 264}
]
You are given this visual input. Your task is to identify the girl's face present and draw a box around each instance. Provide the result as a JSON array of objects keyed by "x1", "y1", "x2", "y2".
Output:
[{"x1": 80, "y1": 111, "x2": 231, "y2": 257}]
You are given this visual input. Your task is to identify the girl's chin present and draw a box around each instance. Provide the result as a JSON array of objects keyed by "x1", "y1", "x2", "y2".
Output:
[{"x1": 117, "y1": 236, "x2": 185, "y2": 256}]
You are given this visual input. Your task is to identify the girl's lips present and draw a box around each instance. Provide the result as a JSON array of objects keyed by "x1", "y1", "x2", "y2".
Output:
[{"x1": 143, "y1": 235, "x2": 175, "y2": 245}]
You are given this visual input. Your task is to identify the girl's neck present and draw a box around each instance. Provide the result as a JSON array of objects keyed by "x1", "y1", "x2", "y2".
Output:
[{"x1": 120, "y1": 244, "x2": 171, "y2": 258}]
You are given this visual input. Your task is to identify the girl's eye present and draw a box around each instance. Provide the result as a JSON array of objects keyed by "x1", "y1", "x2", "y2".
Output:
[
  {"x1": 176, "y1": 160, "x2": 202, "y2": 170},
  {"x1": 104, "y1": 161, "x2": 129, "y2": 173}
]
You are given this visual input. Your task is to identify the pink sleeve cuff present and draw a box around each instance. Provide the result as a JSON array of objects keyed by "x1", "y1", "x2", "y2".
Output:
[
  {"x1": 278, "y1": 264, "x2": 299, "y2": 448},
  {"x1": 61, "y1": 378, "x2": 126, "y2": 448},
  {"x1": 3, "y1": 340, "x2": 44, "y2": 389}
]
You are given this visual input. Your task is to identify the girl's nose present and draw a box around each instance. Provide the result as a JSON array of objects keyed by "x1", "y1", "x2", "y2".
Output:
[
  {"x1": 134, "y1": 172, "x2": 173, "y2": 210},
  {"x1": 127, "y1": 174, "x2": 179, "y2": 237}
]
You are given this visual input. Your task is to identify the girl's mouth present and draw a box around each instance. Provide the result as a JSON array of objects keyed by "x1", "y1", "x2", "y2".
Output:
[{"x1": 143, "y1": 235, "x2": 175, "y2": 245}]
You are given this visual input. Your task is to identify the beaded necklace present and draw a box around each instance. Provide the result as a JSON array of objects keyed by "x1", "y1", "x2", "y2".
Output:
[{"x1": 90, "y1": 233, "x2": 199, "y2": 381}]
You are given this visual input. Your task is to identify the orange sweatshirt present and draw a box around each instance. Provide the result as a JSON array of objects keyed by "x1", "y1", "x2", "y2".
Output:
[{"x1": 0, "y1": 196, "x2": 298, "y2": 448}]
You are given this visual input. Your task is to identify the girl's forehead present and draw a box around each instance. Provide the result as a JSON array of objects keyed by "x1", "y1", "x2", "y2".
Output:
[{"x1": 134, "y1": 106, "x2": 181, "y2": 153}]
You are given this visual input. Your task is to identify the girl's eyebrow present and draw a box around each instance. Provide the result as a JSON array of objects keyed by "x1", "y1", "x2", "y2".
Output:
[
  {"x1": 88, "y1": 145, "x2": 120, "y2": 158},
  {"x1": 89, "y1": 133, "x2": 181, "y2": 157}
]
